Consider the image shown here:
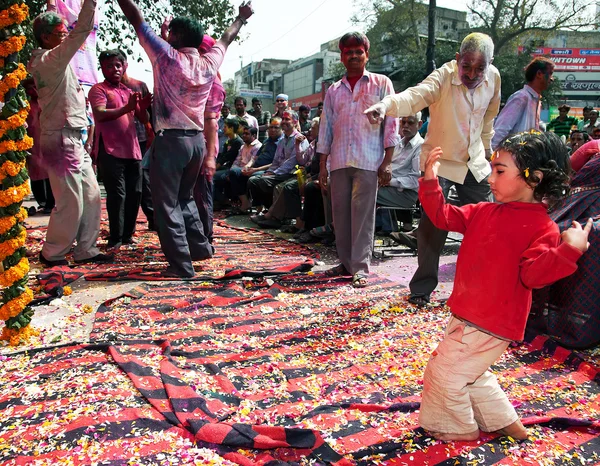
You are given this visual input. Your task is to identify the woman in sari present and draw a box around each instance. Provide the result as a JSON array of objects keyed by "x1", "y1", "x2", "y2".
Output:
[{"x1": 528, "y1": 142, "x2": 600, "y2": 348}]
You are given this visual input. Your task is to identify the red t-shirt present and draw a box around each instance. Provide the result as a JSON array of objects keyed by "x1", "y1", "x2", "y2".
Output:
[
  {"x1": 88, "y1": 81, "x2": 142, "y2": 160},
  {"x1": 419, "y1": 178, "x2": 582, "y2": 341}
]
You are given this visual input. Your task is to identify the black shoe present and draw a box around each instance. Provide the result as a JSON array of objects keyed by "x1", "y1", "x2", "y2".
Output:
[
  {"x1": 106, "y1": 240, "x2": 122, "y2": 249},
  {"x1": 257, "y1": 217, "x2": 282, "y2": 229},
  {"x1": 408, "y1": 295, "x2": 430, "y2": 307},
  {"x1": 39, "y1": 252, "x2": 68, "y2": 267},
  {"x1": 28, "y1": 206, "x2": 38, "y2": 216},
  {"x1": 122, "y1": 237, "x2": 135, "y2": 245},
  {"x1": 74, "y1": 253, "x2": 114, "y2": 264},
  {"x1": 390, "y1": 231, "x2": 418, "y2": 250}
]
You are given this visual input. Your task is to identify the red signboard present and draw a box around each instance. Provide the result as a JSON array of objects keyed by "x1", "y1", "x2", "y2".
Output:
[
  {"x1": 289, "y1": 92, "x2": 324, "y2": 110},
  {"x1": 522, "y1": 47, "x2": 600, "y2": 71}
]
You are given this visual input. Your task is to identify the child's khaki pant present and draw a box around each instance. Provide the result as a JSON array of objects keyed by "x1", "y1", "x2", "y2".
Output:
[{"x1": 419, "y1": 316, "x2": 519, "y2": 435}]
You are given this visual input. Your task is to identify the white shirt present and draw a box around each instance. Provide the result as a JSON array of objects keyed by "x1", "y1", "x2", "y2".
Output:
[
  {"x1": 382, "y1": 60, "x2": 501, "y2": 184},
  {"x1": 28, "y1": 0, "x2": 96, "y2": 131},
  {"x1": 389, "y1": 132, "x2": 424, "y2": 191}
]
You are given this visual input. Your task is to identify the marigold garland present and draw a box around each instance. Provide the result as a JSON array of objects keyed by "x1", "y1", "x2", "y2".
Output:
[
  {"x1": 0, "y1": 35, "x2": 26, "y2": 58},
  {"x1": 0, "y1": 255, "x2": 28, "y2": 286},
  {"x1": 0, "y1": 105, "x2": 28, "y2": 139},
  {"x1": 0, "y1": 159, "x2": 26, "y2": 183},
  {"x1": 0, "y1": 135, "x2": 33, "y2": 154},
  {"x1": 0, "y1": 62, "x2": 27, "y2": 101},
  {"x1": 0, "y1": 0, "x2": 34, "y2": 346},
  {"x1": 0, "y1": 180, "x2": 29, "y2": 207},
  {"x1": 0, "y1": 324, "x2": 39, "y2": 346},
  {"x1": 0, "y1": 226, "x2": 24, "y2": 260},
  {"x1": 0, "y1": 286, "x2": 32, "y2": 320},
  {"x1": 0, "y1": 4, "x2": 29, "y2": 29}
]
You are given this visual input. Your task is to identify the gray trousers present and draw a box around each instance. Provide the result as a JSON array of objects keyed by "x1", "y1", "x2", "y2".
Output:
[
  {"x1": 330, "y1": 168, "x2": 378, "y2": 275},
  {"x1": 149, "y1": 130, "x2": 212, "y2": 277},
  {"x1": 41, "y1": 129, "x2": 101, "y2": 261},
  {"x1": 410, "y1": 171, "x2": 492, "y2": 298},
  {"x1": 270, "y1": 177, "x2": 301, "y2": 220}
]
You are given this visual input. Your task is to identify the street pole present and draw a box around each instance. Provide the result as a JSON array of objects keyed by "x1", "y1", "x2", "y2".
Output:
[{"x1": 426, "y1": 0, "x2": 436, "y2": 75}]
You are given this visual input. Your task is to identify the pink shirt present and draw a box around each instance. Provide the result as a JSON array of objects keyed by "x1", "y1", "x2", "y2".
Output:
[
  {"x1": 205, "y1": 77, "x2": 225, "y2": 117},
  {"x1": 570, "y1": 139, "x2": 600, "y2": 172},
  {"x1": 138, "y1": 22, "x2": 225, "y2": 132},
  {"x1": 88, "y1": 81, "x2": 141, "y2": 160}
]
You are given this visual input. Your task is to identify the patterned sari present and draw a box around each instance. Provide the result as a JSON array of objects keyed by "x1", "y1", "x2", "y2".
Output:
[{"x1": 528, "y1": 153, "x2": 600, "y2": 349}]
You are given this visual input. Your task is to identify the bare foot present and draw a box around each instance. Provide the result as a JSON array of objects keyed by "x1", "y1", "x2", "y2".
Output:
[
  {"x1": 429, "y1": 430, "x2": 480, "y2": 442},
  {"x1": 494, "y1": 420, "x2": 528, "y2": 440}
]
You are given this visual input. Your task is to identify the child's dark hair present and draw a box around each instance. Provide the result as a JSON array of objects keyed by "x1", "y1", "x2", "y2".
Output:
[{"x1": 496, "y1": 130, "x2": 571, "y2": 206}]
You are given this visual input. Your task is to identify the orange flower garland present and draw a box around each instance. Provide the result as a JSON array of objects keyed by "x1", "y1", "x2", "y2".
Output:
[
  {"x1": 0, "y1": 159, "x2": 26, "y2": 183},
  {"x1": 0, "y1": 134, "x2": 33, "y2": 154},
  {"x1": 0, "y1": 182, "x2": 30, "y2": 207},
  {"x1": 0, "y1": 256, "x2": 28, "y2": 287},
  {"x1": 0, "y1": 325, "x2": 39, "y2": 346},
  {"x1": 0, "y1": 62, "x2": 28, "y2": 101},
  {"x1": 0, "y1": 0, "x2": 34, "y2": 346},
  {"x1": 0, "y1": 227, "x2": 25, "y2": 260},
  {"x1": 0, "y1": 105, "x2": 28, "y2": 139},
  {"x1": 0, "y1": 287, "x2": 32, "y2": 320},
  {"x1": 0, "y1": 3, "x2": 28, "y2": 29},
  {"x1": 0, "y1": 35, "x2": 26, "y2": 58}
]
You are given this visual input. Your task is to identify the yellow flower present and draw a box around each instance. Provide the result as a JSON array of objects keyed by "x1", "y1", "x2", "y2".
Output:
[
  {"x1": 0, "y1": 63, "x2": 28, "y2": 101},
  {"x1": 0, "y1": 227, "x2": 26, "y2": 261},
  {"x1": 0, "y1": 36, "x2": 26, "y2": 59},
  {"x1": 0, "y1": 159, "x2": 26, "y2": 183},
  {"x1": 0, "y1": 4, "x2": 29, "y2": 29},
  {"x1": 0, "y1": 210, "x2": 26, "y2": 240},
  {"x1": 0, "y1": 135, "x2": 33, "y2": 155},
  {"x1": 0, "y1": 287, "x2": 33, "y2": 321},
  {"x1": 0, "y1": 181, "x2": 30, "y2": 207},
  {"x1": 63, "y1": 286, "x2": 72, "y2": 296},
  {"x1": 0, "y1": 106, "x2": 29, "y2": 140},
  {"x1": 0, "y1": 324, "x2": 39, "y2": 346},
  {"x1": 0, "y1": 256, "x2": 29, "y2": 287}
]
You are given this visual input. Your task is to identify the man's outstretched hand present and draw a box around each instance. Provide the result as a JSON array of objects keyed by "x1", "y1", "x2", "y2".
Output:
[{"x1": 364, "y1": 102, "x2": 387, "y2": 125}]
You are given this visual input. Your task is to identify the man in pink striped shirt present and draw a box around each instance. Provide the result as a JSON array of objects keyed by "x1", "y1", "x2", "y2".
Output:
[
  {"x1": 317, "y1": 32, "x2": 399, "y2": 288},
  {"x1": 115, "y1": 0, "x2": 253, "y2": 277}
]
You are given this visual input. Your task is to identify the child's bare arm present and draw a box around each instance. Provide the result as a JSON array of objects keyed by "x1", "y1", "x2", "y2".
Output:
[{"x1": 423, "y1": 147, "x2": 443, "y2": 181}]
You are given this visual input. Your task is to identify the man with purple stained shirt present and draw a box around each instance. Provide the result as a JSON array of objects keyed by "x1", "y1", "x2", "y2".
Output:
[
  {"x1": 115, "y1": 0, "x2": 253, "y2": 277},
  {"x1": 29, "y1": 0, "x2": 112, "y2": 267},
  {"x1": 193, "y1": 33, "x2": 226, "y2": 245}
]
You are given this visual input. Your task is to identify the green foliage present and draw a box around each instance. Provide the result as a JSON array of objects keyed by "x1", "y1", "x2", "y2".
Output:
[
  {"x1": 468, "y1": 0, "x2": 598, "y2": 54},
  {"x1": 21, "y1": 0, "x2": 235, "y2": 64},
  {"x1": 387, "y1": 42, "x2": 457, "y2": 91},
  {"x1": 222, "y1": 78, "x2": 236, "y2": 106},
  {"x1": 362, "y1": 0, "x2": 428, "y2": 65},
  {"x1": 326, "y1": 61, "x2": 346, "y2": 82}
]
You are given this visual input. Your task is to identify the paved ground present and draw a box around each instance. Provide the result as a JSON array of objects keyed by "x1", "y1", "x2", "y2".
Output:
[{"x1": 3, "y1": 197, "x2": 458, "y2": 353}]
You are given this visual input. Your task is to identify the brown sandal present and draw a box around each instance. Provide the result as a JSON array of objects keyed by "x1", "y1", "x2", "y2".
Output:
[{"x1": 324, "y1": 263, "x2": 350, "y2": 277}]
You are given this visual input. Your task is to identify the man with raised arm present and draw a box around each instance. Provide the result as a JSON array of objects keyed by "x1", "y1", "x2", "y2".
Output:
[
  {"x1": 29, "y1": 0, "x2": 112, "y2": 267},
  {"x1": 365, "y1": 33, "x2": 501, "y2": 306},
  {"x1": 115, "y1": 0, "x2": 253, "y2": 277}
]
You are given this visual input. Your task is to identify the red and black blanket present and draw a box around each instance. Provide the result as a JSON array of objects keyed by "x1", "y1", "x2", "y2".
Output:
[{"x1": 2, "y1": 273, "x2": 599, "y2": 465}]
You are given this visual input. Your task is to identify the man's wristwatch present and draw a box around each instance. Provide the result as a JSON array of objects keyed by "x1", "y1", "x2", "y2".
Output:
[{"x1": 237, "y1": 15, "x2": 248, "y2": 25}]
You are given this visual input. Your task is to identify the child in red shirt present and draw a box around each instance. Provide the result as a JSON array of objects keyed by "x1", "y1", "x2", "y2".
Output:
[{"x1": 418, "y1": 131, "x2": 592, "y2": 442}]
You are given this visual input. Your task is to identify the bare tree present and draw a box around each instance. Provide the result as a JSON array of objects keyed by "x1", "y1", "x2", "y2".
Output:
[{"x1": 468, "y1": 0, "x2": 599, "y2": 54}]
